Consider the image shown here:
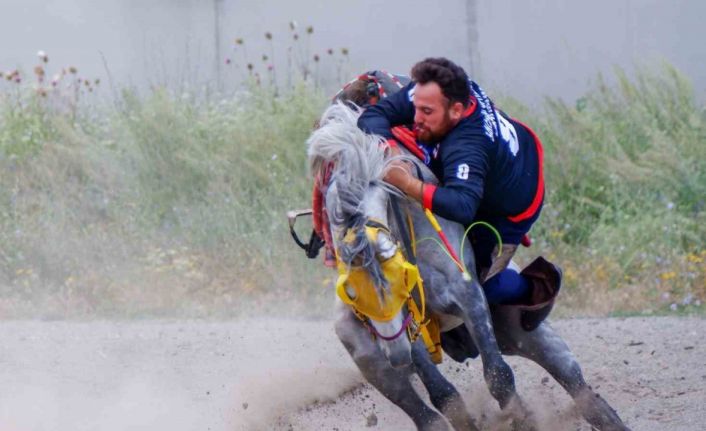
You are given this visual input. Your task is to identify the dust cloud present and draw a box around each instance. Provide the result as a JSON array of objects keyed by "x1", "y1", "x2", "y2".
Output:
[
  {"x1": 3, "y1": 317, "x2": 704, "y2": 430},
  {"x1": 0, "y1": 319, "x2": 362, "y2": 431}
]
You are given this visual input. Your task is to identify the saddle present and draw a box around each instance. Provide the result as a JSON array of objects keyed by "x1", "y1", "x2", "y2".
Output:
[{"x1": 441, "y1": 256, "x2": 562, "y2": 362}]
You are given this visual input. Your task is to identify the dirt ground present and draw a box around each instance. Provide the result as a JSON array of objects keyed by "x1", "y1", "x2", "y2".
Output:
[{"x1": 0, "y1": 317, "x2": 704, "y2": 431}]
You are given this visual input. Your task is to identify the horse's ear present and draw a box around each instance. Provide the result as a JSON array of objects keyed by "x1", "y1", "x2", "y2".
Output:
[{"x1": 309, "y1": 156, "x2": 324, "y2": 178}]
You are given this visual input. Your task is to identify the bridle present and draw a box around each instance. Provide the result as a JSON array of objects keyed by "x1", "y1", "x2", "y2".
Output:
[{"x1": 334, "y1": 195, "x2": 442, "y2": 363}]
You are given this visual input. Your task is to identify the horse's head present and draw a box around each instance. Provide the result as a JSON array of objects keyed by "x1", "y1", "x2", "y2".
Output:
[{"x1": 307, "y1": 103, "x2": 413, "y2": 368}]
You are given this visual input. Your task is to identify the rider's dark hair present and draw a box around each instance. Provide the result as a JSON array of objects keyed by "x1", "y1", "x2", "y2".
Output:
[{"x1": 411, "y1": 58, "x2": 470, "y2": 107}]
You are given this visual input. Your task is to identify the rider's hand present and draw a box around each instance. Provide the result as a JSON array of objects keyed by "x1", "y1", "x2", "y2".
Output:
[
  {"x1": 384, "y1": 161, "x2": 413, "y2": 191},
  {"x1": 384, "y1": 161, "x2": 425, "y2": 204}
]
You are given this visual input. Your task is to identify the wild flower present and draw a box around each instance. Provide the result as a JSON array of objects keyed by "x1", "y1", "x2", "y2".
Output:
[
  {"x1": 660, "y1": 271, "x2": 676, "y2": 281},
  {"x1": 69, "y1": 66, "x2": 78, "y2": 74},
  {"x1": 327, "y1": 48, "x2": 333, "y2": 55},
  {"x1": 265, "y1": 32, "x2": 272, "y2": 40},
  {"x1": 262, "y1": 54, "x2": 268, "y2": 62},
  {"x1": 306, "y1": 26, "x2": 313, "y2": 34},
  {"x1": 247, "y1": 63, "x2": 253, "y2": 71},
  {"x1": 293, "y1": 33, "x2": 299, "y2": 41},
  {"x1": 225, "y1": 58, "x2": 232, "y2": 65},
  {"x1": 37, "y1": 50, "x2": 48, "y2": 63},
  {"x1": 289, "y1": 21, "x2": 297, "y2": 31},
  {"x1": 235, "y1": 38, "x2": 244, "y2": 45},
  {"x1": 313, "y1": 54, "x2": 320, "y2": 62},
  {"x1": 682, "y1": 293, "x2": 693, "y2": 305},
  {"x1": 267, "y1": 64, "x2": 274, "y2": 71},
  {"x1": 686, "y1": 253, "x2": 703, "y2": 263},
  {"x1": 341, "y1": 47, "x2": 349, "y2": 56}
]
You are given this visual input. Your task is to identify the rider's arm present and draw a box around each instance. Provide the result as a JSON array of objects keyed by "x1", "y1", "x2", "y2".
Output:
[
  {"x1": 357, "y1": 83, "x2": 416, "y2": 139},
  {"x1": 422, "y1": 131, "x2": 492, "y2": 226}
]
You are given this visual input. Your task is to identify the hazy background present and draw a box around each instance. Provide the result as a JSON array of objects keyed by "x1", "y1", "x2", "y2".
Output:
[
  {"x1": 1, "y1": 0, "x2": 704, "y2": 103},
  {"x1": 0, "y1": 1, "x2": 703, "y2": 319},
  {"x1": 0, "y1": 4, "x2": 704, "y2": 430}
]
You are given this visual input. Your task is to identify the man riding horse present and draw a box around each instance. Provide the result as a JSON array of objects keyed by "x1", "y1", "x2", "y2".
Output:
[
  {"x1": 340, "y1": 60, "x2": 560, "y2": 318},
  {"x1": 300, "y1": 59, "x2": 629, "y2": 430}
]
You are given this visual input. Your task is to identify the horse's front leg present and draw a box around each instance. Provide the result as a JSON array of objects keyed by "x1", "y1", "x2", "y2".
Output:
[
  {"x1": 411, "y1": 341, "x2": 479, "y2": 431},
  {"x1": 493, "y1": 308, "x2": 630, "y2": 431},
  {"x1": 438, "y1": 275, "x2": 537, "y2": 430},
  {"x1": 334, "y1": 303, "x2": 449, "y2": 431}
]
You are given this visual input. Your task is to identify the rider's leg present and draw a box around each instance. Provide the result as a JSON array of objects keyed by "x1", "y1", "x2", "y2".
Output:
[
  {"x1": 334, "y1": 305, "x2": 448, "y2": 431},
  {"x1": 482, "y1": 267, "x2": 531, "y2": 305},
  {"x1": 472, "y1": 211, "x2": 539, "y2": 300},
  {"x1": 411, "y1": 341, "x2": 479, "y2": 431},
  {"x1": 493, "y1": 311, "x2": 630, "y2": 431}
]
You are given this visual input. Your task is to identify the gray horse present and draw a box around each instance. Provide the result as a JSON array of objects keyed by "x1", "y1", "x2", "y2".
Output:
[{"x1": 307, "y1": 102, "x2": 629, "y2": 431}]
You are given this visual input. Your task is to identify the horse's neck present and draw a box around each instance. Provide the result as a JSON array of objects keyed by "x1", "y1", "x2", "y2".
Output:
[{"x1": 391, "y1": 191, "x2": 477, "y2": 275}]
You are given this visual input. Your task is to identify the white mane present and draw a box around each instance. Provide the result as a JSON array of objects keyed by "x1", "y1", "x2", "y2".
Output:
[{"x1": 307, "y1": 102, "x2": 394, "y2": 224}]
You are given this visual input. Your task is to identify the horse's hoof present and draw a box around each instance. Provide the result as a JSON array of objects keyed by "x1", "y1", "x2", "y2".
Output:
[
  {"x1": 510, "y1": 419, "x2": 539, "y2": 431},
  {"x1": 419, "y1": 415, "x2": 451, "y2": 431},
  {"x1": 440, "y1": 400, "x2": 480, "y2": 431},
  {"x1": 503, "y1": 396, "x2": 539, "y2": 431},
  {"x1": 575, "y1": 388, "x2": 631, "y2": 431}
]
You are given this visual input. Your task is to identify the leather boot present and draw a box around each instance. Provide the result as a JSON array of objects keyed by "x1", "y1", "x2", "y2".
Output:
[{"x1": 519, "y1": 256, "x2": 562, "y2": 331}]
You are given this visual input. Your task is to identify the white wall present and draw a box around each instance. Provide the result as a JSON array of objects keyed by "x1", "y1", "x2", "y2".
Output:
[{"x1": 0, "y1": 0, "x2": 703, "y2": 103}]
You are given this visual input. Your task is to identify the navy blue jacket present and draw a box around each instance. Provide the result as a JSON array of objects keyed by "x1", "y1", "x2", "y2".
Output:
[{"x1": 358, "y1": 81, "x2": 543, "y2": 227}]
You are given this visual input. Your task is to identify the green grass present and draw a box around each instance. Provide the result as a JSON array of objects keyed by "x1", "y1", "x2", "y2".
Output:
[
  {"x1": 0, "y1": 64, "x2": 704, "y2": 318},
  {"x1": 506, "y1": 64, "x2": 705, "y2": 316}
]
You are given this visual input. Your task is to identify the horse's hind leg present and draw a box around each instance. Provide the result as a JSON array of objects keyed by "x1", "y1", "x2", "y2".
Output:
[
  {"x1": 496, "y1": 314, "x2": 630, "y2": 431},
  {"x1": 335, "y1": 307, "x2": 448, "y2": 431},
  {"x1": 411, "y1": 341, "x2": 479, "y2": 431}
]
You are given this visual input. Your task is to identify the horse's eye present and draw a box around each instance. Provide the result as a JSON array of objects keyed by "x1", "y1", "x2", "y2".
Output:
[{"x1": 376, "y1": 231, "x2": 397, "y2": 260}]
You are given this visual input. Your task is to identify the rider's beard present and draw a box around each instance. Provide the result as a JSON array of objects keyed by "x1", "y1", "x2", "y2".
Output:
[{"x1": 417, "y1": 110, "x2": 453, "y2": 144}]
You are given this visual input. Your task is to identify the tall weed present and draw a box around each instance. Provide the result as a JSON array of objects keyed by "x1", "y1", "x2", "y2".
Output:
[{"x1": 0, "y1": 63, "x2": 703, "y2": 318}]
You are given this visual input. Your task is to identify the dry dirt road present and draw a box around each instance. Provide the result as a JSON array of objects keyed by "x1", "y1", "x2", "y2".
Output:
[{"x1": 0, "y1": 317, "x2": 703, "y2": 431}]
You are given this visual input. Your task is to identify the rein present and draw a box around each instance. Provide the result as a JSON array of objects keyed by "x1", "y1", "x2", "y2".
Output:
[{"x1": 367, "y1": 313, "x2": 413, "y2": 341}]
